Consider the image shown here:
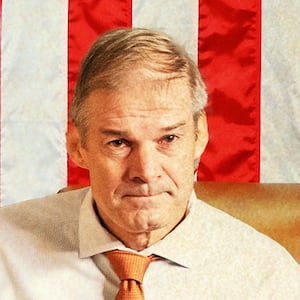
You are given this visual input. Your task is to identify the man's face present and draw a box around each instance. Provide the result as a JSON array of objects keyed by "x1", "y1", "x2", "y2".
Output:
[{"x1": 71, "y1": 71, "x2": 207, "y2": 247}]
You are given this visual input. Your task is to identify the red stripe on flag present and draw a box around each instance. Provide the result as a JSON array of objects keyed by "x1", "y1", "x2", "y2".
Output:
[
  {"x1": 198, "y1": 0, "x2": 261, "y2": 182},
  {"x1": 67, "y1": 0, "x2": 132, "y2": 186}
]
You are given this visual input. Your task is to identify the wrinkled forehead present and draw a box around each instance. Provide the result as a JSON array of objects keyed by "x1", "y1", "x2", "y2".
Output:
[
  {"x1": 117, "y1": 67, "x2": 190, "y2": 94},
  {"x1": 82, "y1": 57, "x2": 193, "y2": 101},
  {"x1": 85, "y1": 71, "x2": 193, "y2": 116}
]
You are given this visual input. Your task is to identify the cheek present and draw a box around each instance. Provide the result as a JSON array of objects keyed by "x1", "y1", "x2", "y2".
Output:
[
  {"x1": 88, "y1": 156, "x2": 124, "y2": 194},
  {"x1": 166, "y1": 145, "x2": 196, "y2": 196},
  {"x1": 169, "y1": 143, "x2": 196, "y2": 175}
]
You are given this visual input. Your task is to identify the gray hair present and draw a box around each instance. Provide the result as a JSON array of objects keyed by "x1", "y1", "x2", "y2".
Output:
[{"x1": 70, "y1": 28, "x2": 207, "y2": 134}]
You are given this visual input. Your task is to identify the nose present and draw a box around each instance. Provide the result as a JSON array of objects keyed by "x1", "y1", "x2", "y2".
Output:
[{"x1": 127, "y1": 143, "x2": 162, "y2": 183}]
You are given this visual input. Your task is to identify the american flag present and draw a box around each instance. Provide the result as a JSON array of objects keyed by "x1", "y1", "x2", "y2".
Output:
[{"x1": 1, "y1": 0, "x2": 299, "y2": 206}]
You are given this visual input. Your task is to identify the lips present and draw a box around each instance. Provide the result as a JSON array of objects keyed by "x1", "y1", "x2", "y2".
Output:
[
  {"x1": 117, "y1": 183, "x2": 173, "y2": 198},
  {"x1": 124, "y1": 192, "x2": 165, "y2": 198}
]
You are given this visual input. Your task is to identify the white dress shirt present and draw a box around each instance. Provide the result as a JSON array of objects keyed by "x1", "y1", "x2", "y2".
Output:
[{"x1": 1, "y1": 187, "x2": 299, "y2": 299}]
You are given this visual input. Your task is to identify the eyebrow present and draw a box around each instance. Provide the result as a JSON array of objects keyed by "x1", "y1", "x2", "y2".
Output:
[
  {"x1": 100, "y1": 129, "x2": 128, "y2": 136},
  {"x1": 162, "y1": 121, "x2": 187, "y2": 131},
  {"x1": 100, "y1": 121, "x2": 187, "y2": 136}
]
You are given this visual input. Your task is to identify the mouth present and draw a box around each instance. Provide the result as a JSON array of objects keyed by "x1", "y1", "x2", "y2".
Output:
[
  {"x1": 118, "y1": 183, "x2": 174, "y2": 200},
  {"x1": 122, "y1": 190, "x2": 173, "y2": 203},
  {"x1": 122, "y1": 193, "x2": 168, "y2": 210},
  {"x1": 123, "y1": 192, "x2": 165, "y2": 198}
]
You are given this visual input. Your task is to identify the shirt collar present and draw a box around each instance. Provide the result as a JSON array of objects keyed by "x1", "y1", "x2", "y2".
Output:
[
  {"x1": 79, "y1": 189, "x2": 201, "y2": 268},
  {"x1": 140, "y1": 191, "x2": 201, "y2": 268},
  {"x1": 79, "y1": 188, "x2": 126, "y2": 258}
]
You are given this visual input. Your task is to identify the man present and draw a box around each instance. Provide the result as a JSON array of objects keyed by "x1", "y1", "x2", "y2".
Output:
[{"x1": 0, "y1": 28, "x2": 299, "y2": 299}]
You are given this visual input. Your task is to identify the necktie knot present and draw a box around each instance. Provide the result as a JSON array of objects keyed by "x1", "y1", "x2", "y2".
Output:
[
  {"x1": 105, "y1": 250, "x2": 156, "y2": 299},
  {"x1": 105, "y1": 250, "x2": 152, "y2": 283}
]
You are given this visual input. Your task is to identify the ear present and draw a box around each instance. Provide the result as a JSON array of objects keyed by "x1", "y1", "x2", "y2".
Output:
[
  {"x1": 66, "y1": 127, "x2": 89, "y2": 169},
  {"x1": 194, "y1": 112, "x2": 209, "y2": 161}
]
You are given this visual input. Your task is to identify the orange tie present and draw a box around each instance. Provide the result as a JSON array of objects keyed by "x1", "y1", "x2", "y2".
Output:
[{"x1": 105, "y1": 250, "x2": 155, "y2": 300}]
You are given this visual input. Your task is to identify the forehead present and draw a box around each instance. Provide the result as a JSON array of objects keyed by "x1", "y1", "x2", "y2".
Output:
[{"x1": 85, "y1": 74, "x2": 192, "y2": 120}]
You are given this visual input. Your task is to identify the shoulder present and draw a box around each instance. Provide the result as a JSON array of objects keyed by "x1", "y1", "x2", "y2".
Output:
[
  {"x1": 190, "y1": 198, "x2": 300, "y2": 289},
  {"x1": 0, "y1": 187, "x2": 90, "y2": 222},
  {"x1": 0, "y1": 187, "x2": 98, "y2": 297},
  {"x1": 185, "y1": 200, "x2": 300, "y2": 299},
  {"x1": 191, "y1": 197, "x2": 289, "y2": 257},
  {"x1": 0, "y1": 187, "x2": 90, "y2": 248}
]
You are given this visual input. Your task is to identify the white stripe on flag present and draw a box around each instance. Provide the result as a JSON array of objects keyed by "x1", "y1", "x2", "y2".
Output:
[
  {"x1": 1, "y1": 1, "x2": 300, "y2": 206},
  {"x1": 261, "y1": 0, "x2": 300, "y2": 182},
  {"x1": 132, "y1": 0, "x2": 199, "y2": 63},
  {"x1": 1, "y1": 0, "x2": 69, "y2": 205}
]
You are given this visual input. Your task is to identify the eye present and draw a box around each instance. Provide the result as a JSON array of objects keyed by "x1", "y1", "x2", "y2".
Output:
[
  {"x1": 108, "y1": 139, "x2": 130, "y2": 147},
  {"x1": 160, "y1": 134, "x2": 178, "y2": 144}
]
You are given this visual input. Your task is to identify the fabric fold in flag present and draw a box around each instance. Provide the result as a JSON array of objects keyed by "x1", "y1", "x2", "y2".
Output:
[{"x1": 0, "y1": 0, "x2": 299, "y2": 205}]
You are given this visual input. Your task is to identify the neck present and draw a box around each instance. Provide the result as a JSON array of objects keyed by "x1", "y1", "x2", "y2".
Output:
[
  {"x1": 106, "y1": 219, "x2": 179, "y2": 251},
  {"x1": 114, "y1": 224, "x2": 179, "y2": 251},
  {"x1": 119, "y1": 231, "x2": 161, "y2": 251},
  {"x1": 95, "y1": 205, "x2": 184, "y2": 251}
]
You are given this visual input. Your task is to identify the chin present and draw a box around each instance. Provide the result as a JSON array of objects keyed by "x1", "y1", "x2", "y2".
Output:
[{"x1": 126, "y1": 215, "x2": 166, "y2": 233}]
